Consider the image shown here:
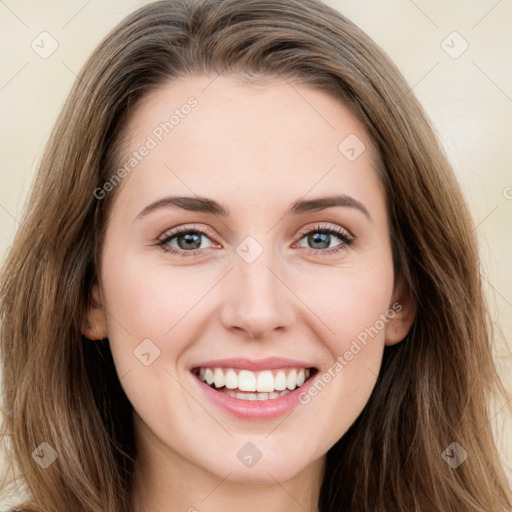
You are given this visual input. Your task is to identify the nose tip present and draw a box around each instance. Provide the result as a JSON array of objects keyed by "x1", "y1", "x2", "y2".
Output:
[{"x1": 220, "y1": 258, "x2": 295, "y2": 340}]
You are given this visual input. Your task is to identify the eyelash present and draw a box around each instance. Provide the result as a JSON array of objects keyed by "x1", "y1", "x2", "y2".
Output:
[{"x1": 156, "y1": 223, "x2": 355, "y2": 258}]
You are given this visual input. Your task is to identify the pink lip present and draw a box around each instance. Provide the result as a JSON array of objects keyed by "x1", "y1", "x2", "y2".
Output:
[
  {"x1": 191, "y1": 357, "x2": 316, "y2": 371},
  {"x1": 191, "y1": 368, "x2": 319, "y2": 420}
]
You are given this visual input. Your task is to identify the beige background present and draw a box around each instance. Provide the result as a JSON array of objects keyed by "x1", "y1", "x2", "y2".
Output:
[{"x1": 1, "y1": 0, "x2": 511, "y2": 506}]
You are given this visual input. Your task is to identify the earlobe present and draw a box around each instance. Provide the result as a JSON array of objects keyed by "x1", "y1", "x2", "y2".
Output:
[
  {"x1": 384, "y1": 277, "x2": 416, "y2": 346},
  {"x1": 81, "y1": 283, "x2": 108, "y2": 340}
]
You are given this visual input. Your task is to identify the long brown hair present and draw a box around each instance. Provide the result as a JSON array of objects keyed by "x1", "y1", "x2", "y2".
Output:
[{"x1": 1, "y1": 0, "x2": 511, "y2": 510}]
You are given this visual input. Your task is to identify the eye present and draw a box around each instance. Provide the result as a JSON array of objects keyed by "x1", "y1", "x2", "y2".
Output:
[
  {"x1": 156, "y1": 223, "x2": 354, "y2": 257},
  {"x1": 294, "y1": 223, "x2": 354, "y2": 256},
  {"x1": 157, "y1": 225, "x2": 219, "y2": 257}
]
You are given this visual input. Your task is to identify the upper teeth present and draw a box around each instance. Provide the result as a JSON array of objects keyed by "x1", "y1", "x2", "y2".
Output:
[{"x1": 197, "y1": 367, "x2": 311, "y2": 392}]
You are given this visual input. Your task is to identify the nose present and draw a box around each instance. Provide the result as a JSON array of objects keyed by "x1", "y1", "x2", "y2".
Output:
[{"x1": 220, "y1": 245, "x2": 296, "y2": 340}]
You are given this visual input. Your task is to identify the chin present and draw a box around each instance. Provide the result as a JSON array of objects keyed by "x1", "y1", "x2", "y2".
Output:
[{"x1": 199, "y1": 451, "x2": 313, "y2": 484}]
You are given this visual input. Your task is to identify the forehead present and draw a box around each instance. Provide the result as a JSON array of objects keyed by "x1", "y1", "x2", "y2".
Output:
[{"x1": 111, "y1": 74, "x2": 385, "y2": 220}]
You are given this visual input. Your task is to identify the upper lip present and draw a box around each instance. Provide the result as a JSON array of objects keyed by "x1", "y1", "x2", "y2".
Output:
[{"x1": 191, "y1": 357, "x2": 317, "y2": 372}]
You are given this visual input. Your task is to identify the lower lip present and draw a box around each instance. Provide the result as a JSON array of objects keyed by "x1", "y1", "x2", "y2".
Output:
[{"x1": 192, "y1": 371, "x2": 318, "y2": 420}]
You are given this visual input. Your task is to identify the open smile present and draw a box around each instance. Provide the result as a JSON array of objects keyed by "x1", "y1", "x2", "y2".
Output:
[{"x1": 191, "y1": 360, "x2": 319, "y2": 420}]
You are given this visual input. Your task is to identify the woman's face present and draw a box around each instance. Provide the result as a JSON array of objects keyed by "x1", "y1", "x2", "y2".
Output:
[{"x1": 87, "y1": 75, "x2": 413, "y2": 485}]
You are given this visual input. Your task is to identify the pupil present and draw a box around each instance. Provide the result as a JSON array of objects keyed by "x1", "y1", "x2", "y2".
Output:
[
  {"x1": 309, "y1": 232, "x2": 329, "y2": 249},
  {"x1": 179, "y1": 232, "x2": 201, "y2": 250}
]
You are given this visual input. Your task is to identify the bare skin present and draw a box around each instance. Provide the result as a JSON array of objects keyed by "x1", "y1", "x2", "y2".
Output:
[{"x1": 84, "y1": 75, "x2": 415, "y2": 512}]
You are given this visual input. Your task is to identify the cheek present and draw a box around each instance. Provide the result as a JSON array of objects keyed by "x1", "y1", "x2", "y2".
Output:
[
  {"x1": 297, "y1": 258, "x2": 394, "y2": 351},
  {"x1": 335, "y1": 273, "x2": 392, "y2": 346},
  {"x1": 104, "y1": 228, "x2": 215, "y2": 315},
  {"x1": 98, "y1": 246, "x2": 208, "y2": 375},
  {"x1": 294, "y1": 258, "x2": 394, "y2": 417}
]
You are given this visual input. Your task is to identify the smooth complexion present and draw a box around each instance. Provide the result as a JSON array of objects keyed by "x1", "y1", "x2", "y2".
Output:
[{"x1": 84, "y1": 75, "x2": 415, "y2": 512}]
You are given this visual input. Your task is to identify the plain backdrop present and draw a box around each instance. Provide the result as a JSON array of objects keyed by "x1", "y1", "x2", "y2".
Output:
[{"x1": 0, "y1": 0, "x2": 511, "y2": 504}]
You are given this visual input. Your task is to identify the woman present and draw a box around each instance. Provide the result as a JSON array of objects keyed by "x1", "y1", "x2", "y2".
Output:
[{"x1": 1, "y1": 0, "x2": 511, "y2": 511}]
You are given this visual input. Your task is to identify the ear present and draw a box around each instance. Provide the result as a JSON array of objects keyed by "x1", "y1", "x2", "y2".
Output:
[
  {"x1": 384, "y1": 275, "x2": 416, "y2": 346},
  {"x1": 81, "y1": 283, "x2": 108, "y2": 340}
]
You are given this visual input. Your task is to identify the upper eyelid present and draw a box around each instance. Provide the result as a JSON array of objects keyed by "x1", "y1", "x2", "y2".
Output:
[
  {"x1": 160, "y1": 224, "x2": 215, "y2": 238},
  {"x1": 297, "y1": 223, "x2": 353, "y2": 238}
]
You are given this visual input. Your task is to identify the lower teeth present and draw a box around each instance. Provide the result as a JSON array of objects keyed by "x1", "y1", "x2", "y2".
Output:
[{"x1": 215, "y1": 387, "x2": 292, "y2": 401}]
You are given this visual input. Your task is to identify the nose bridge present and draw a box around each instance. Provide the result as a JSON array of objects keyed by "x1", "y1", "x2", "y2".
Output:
[{"x1": 221, "y1": 235, "x2": 295, "y2": 338}]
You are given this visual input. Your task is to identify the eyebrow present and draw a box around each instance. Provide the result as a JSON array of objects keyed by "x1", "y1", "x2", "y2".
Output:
[{"x1": 134, "y1": 194, "x2": 371, "y2": 221}]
